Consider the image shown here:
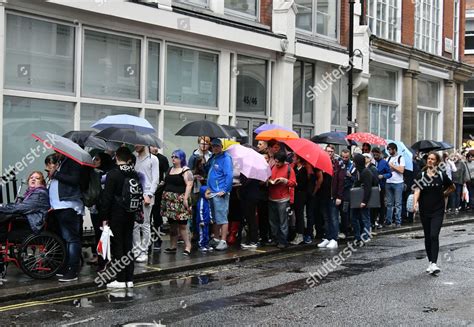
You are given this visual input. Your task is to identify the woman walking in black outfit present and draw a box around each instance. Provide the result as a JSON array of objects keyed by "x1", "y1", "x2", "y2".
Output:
[{"x1": 413, "y1": 152, "x2": 455, "y2": 275}]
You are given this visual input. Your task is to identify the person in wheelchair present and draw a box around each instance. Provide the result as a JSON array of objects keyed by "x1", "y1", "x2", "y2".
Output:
[{"x1": 0, "y1": 171, "x2": 50, "y2": 277}]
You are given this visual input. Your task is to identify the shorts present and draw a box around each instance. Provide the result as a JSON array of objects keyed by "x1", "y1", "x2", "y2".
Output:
[{"x1": 210, "y1": 194, "x2": 230, "y2": 225}]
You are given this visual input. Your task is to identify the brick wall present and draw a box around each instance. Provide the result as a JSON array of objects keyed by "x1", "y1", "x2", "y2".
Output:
[
  {"x1": 401, "y1": 0, "x2": 415, "y2": 46},
  {"x1": 260, "y1": 0, "x2": 272, "y2": 26},
  {"x1": 340, "y1": 0, "x2": 350, "y2": 48},
  {"x1": 467, "y1": 0, "x2": 474, "y2": 10},
  {"x1": 443, "y1": 0, "x2": 454, "y2": 58}
]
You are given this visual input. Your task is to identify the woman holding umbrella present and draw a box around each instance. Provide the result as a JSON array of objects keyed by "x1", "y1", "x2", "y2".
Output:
[
  {"x1": 413, "y1": 152, "x2": 455, "y2": 275},
  {"x1": 161, "y1": 150, "x2": 194, "y2": 256}
]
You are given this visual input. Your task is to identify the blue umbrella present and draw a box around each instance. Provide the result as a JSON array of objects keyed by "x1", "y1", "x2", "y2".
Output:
[
  {"x1": 385, "y1": 139, "x2": 413, "y2": 171},
  {"x1": 92, "y1": 114, "x2": 155, "y2": 134},
  {"x1": 254, "y1": 123, "x2": 295, "y2": 135}
]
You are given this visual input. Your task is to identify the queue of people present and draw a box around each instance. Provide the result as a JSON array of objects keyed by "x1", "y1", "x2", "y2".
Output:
[{"x1": 1, "y1": 133, "x2": 473, "y2": 287}]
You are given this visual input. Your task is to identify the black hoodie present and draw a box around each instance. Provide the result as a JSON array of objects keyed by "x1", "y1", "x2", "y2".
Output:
[
  {"x1": 100, "y1": 164, "x2": 137, "y2": 222},
  {"x1": 352, "y1": 154, "x2": 376, "y2": 205}
]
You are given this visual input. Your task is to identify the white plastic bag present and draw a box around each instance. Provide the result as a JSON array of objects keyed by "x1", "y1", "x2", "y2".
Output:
[
  {"x1": 407, "y1": 194, "x2": 414, "y2": 213},
  {"x1": 97, "y1": 225, "x2": 114, "y2": 261},
  {"x1": 463, "y1": 184, "x2": 470, "y2": 204}
]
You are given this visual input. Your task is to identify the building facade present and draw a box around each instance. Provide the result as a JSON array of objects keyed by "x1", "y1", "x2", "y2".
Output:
[
  {"x1": 464, "y1": 0, "x2": 474, "y2": 142},
  {"x1": 0, "y1": 0, "x2": 471, "y2": 181}
]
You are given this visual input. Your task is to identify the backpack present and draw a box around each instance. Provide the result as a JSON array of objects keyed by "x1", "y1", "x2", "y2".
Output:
[
  {"x1": 116, "y1": 171, "x2": 144, "y2": 213},
  {"x1": 82, "y1": 167, "x2": 102, "y2": 207}
]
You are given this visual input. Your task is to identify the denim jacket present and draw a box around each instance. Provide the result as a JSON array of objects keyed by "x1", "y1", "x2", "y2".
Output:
[{"x1": 0, "y1": 187, "x2": 50, "y2": 232}]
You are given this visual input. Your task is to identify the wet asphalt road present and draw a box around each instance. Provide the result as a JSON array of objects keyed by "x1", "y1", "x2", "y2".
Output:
[{"x1": 0, "y1": 223, "x2": 473, "y2": 326}]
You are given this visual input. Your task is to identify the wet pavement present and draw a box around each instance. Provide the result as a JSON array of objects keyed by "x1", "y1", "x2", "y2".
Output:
[{"x1": 0, "y1": 222, "x2": 473, "y2": 326}]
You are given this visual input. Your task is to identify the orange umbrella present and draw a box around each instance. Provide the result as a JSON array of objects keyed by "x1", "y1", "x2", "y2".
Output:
[{"x1": 255, "y1": 129, "x2": 299, "y2": 141}]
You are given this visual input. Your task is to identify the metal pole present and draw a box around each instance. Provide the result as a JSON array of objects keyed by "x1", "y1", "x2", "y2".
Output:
[{"x1": 347, "y1": 0, "x2": 355, "y2": 141}]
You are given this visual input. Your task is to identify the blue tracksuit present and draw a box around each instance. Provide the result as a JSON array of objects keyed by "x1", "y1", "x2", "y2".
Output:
[{"x1": 196, "y1": 186, "x2": 212, "y2": 249}]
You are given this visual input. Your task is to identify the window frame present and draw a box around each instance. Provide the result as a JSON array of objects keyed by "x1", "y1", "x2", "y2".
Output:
[
  {"x1": 173, "y1": 0, "x2": 210, "y2": 9},
  {"x1": 81, "y1": 27, "x2": 143, "y2": 102},
  {"x1": 453, "y1": 0, "x2": 460, "y2": 60},
  {"x1": 417, "y1": 78, "x2": 441, "y2": 141},
  {"x1": 465, "y1": 17, "x2": 474, "y2": 54},
  {"x1": 414, "y1": 0, "x2": 443, "y2": 55},
  {"x1": 164, "y1": 42, "x2": 220, "y2": 110},
  {"x1": 224, "y1": 0, "x2": 260, "y2": 22},
  {"x1": 4, "y1": 12, "x2": 76, "y2": 96},
  {"x1": 293, "y1": 60, "x2": 315, "y2": 133},
  {"x1": 295, "y1": 0, "x2": 340, "y2": 41},
  {"x1": 366, "y1": 0, "x2": 401, "y2": 42}
]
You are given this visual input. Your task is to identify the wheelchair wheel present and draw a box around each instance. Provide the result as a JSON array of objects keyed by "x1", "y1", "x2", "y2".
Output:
[{"x1": 18, "y1": 232, "x2": 66, "y2": 279}]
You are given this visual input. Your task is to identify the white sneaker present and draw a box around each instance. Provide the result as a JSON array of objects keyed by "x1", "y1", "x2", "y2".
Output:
[
  {"x1": 338, "y1": 233, "x2": 346, "y2": 240},
  {"x1": 326, "y1": 239, "x2": 338, "y2": 249},
  {"x1": 215, "y1": 240, "x2": 228, "y2": 251},
  {"x1": 135, "y1": 254, "x2": 148, "y2": 263},
  {"x1": 426, "y1": 262, "x2": 433, "y2": 273},
  {"x1": 290, "y1": 234, "x2": 304, "y2": 245},
  {"x1": 106, "y1": 281, "x2": 126, "y2": 289},
  {"x1": 317, "y1": 239, "x2": 330, "y2": 248},
  {"x1": 430, "y1": 263, "x2": 440, "y2": 274},
  {"x1": 126, "y1": 282, "x2": 134, "y2": 288}
]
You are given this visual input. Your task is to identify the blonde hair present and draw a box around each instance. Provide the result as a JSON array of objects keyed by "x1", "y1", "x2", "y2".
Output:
[{"x1": 197, "y1": 136, "x2": 211, "y2": 144}]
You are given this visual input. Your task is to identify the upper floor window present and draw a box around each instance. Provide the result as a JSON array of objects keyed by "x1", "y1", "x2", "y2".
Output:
[
  {"x1": 295, "y1": 0, "x2": 338, "y2": 39},
  {"x1": 453, "y1": 0, "x2": 460, "y2": 60},
  {"x1": 225, "y1": 0, "x2": 258, "y2": 20},
  {"x1": 414, "y1": 0, "x2": 442, "y2": 55},
  {"x1": 174, "y1": 0, "x2": 209, "y2": 7},
  {"x1": 367, "y1": 0, "x2": 400, "y2": 42},
  {"x1": 465, "y1": 20, "x2": 474, "y2": 54}
]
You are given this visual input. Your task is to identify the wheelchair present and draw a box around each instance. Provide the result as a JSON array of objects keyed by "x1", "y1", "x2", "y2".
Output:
[{"x1": 0, "y1": 212, "x2": 66, "y2": 279}]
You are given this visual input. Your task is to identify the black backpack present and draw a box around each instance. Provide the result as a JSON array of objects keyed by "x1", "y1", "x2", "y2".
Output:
[
  {"x1": 116, "y1": 172, "x2": 144, "y2": 213},
  {"x1": 82, "y1": 167, "x2": 102, "y2": 207}
]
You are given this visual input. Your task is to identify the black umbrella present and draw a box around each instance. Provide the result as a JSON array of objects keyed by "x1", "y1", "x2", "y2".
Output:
[
  {"x1": 411, "y1": 140, "x2": 442, "y2": 152},
  {"x1": 175, "y1": 120, "x2": 230, "y2": 138},
  {"x1": 434, "y1": 141, "x2": 454, "y2": 151},
  {"x1": 222, "y1": 125, "x2": 248, "y2": 138},
  {"x1": 311, "y1": 131, "x2": 355, "y2": 146},
  {"x1": 95, "y1": 127, "x2": 148, "y2": 146},
  {"x1": 142, "y1": 133, "x2": 163, "y2": 148}
]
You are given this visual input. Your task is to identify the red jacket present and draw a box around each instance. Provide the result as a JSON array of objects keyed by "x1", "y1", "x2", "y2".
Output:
[{"x1": 269, "y1": 163, "x2": 297, "y2": 201}]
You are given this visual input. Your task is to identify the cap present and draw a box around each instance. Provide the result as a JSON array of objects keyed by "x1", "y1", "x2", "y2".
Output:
[{"x1": 210, "y1": 138, "x2": 223, "y2": 146}]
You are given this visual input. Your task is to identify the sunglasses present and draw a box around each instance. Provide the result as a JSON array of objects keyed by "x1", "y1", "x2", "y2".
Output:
[{"x1": 171, "y1": 155, "x2": 179, "y2": 159}]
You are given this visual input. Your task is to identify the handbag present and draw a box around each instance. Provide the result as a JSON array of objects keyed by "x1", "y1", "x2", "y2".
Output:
[{"x1": 350, "y1": 186, "x2": 381, "y2": 208}]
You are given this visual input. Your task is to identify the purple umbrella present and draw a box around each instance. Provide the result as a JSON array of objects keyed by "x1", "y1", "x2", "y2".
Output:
[
  {"x1": 254, "y1": 123, "x2": 295, "y2": 135},
  {"x1": 226, "y1": 144, "x2": 271, "y2": 182}
]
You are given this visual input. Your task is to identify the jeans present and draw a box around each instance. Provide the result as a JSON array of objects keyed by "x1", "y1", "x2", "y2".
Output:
[
  {"x1": 268, "y1": 201, "x2": 289, "y2": 246},
  {"x1": 468, "y1": 182, "x2": 474, "y2": 208},
  {"x1": 56, "y1": 208, "x2": 82, "y2": 274},
  {"x1": 258, "y1": 200, "x2": 271, "y2": 242},
  {"x1": 454, "y1": 183, "x2": 463, "y2": 209},
  {"x1": 385, "y1": 183, "x2": 404, "y2": 225},
  {"x1": 351, "y1": 208, "x2": 371, "y2": 241},
  {"x1": 327, "y1": 199, "x2": 340, "y2": 240},
  {"x1": 133, "y1": 204, "x2": 152, "y2": 256},
  {"x1": 294, "y1": 190, "x2": 307, "y2": 235}
]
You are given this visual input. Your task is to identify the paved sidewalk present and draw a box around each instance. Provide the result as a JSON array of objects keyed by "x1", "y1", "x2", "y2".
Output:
[{"x1": 0, "y1": 213, "x2": 473, "y2": 303}]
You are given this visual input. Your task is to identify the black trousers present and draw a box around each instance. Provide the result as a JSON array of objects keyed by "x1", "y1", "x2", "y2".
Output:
[
  {"x1": 370, "y1": 188, "x2": 386, "y2": 226},
  {"x1": 294, "y1": 190, "x2": 307, "y2": 235},
  {"x1": 109, "y1": 215, "x2": 135, "y2": 283},
  {"x1": 257, "y1": 200, "x2": 271, "y2": 242},
  {"x1": 243, "y1": 200, "x2": 258, "y2": 244},
  {"x1": 420, "y1": 210, "x2": 444, "y2": 264},
  {"x1": 312, "y1": 195, "x2": 327, "y2": 239}
]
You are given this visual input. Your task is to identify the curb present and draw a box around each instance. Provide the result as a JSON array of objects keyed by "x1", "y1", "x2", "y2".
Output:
[{"x1": 1, "y1": 216, "x2": 473, "y2": 303}]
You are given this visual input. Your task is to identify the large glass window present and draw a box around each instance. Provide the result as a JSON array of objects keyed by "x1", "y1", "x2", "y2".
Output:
[
  {"x1": 464, "y1": 78, "x2": 474, "y2": 108},
  {"x1": 414, "y1": 0, "x2": 441, "y2": 55},
  {"x1": 163, "y1": 111, "x2": 217, "y2": 158},
  {"x1": 295, "y1": 0, "x2": 338, "y2": 39},
  {"x1": 80, "y1": 104, "x2": 140, "y2": 130},
  {"x1": 293, "y1": 61, "x2": 314, "y2": 134},
  {"x1": 3, "y1": 96, "x2": 74, "y2": 181},
  {"x1": 166, "y1": 45, "x2": 218, "y2": 108},
  {"x1": 83, "y1": 30, "x2": 141, "y2": 100},
  {"x1": 331, "y1": 75, "x2": 348, "y2": 129},
  {"x1": 368, "y1": 68, "x2": 398, "y2": 139},
  {"x1": 147, "y1": 41, "x2": 160, "y2": 102},
  {"x1": 367, "y1": 0, "x2": 400, "y2": 42},
  {"x1": 465, "y1": 20, "x2": 474, "y2": 53},
  {"x1": 236, "y1": 55, "x2": 267, "y2": 116},
  {"x1": 5, "y1": 14, "x2": 74, "y2": 94},
  {"x1": 417, "y1": 79, "x2": 440, "y2": 140},
  {"x1": 225, "y1": 0, "x2": 258, "y2": 19}
]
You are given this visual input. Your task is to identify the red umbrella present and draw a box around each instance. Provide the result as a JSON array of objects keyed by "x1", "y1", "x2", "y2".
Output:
[
  {"x1": 283, "y1": 139, "x2": 333, "y2": 175},
  {"x1": 346, "y1": 132, "x2": 387, "y2": 146}
]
